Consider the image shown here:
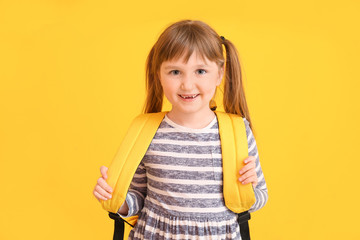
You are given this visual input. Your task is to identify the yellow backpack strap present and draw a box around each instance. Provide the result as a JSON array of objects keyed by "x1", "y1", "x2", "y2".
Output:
[
  {"x1": 215, "y1": 111, "x2": 256, "y2": 213},
  {"x1": 101, "y1": 112, "x2": 166, "y2": 213}
]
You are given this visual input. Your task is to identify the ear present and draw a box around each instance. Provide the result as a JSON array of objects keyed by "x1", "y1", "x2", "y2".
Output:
[{"x1": 216, "y1": 65, "x2": 224, "y2": 86}]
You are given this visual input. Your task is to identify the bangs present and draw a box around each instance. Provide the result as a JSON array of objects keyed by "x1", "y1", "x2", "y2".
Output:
[{"x1": 156, "y1": 22, "x2": 224, "y2": 65}]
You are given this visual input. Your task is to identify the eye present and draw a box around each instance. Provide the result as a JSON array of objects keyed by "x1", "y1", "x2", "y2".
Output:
[
  {"x1": 169, "y1": 70, "x2": 180, "y2": 75},
  {"x1": 196, "y1": 69, "x2": 207, "y2": 75}
]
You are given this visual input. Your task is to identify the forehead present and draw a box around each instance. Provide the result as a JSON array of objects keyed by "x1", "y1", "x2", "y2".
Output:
[{"x1": 161, "y1": 51, "x2": 213, "y2": 67}]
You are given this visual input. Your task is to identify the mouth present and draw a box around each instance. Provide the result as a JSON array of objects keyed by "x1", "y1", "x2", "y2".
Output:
[{"x1": 178, "y1": 94, "x2": 200, "y2": 99}]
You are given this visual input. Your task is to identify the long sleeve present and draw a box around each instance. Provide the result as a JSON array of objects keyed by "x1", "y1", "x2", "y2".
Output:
[
  {"x1": 243, "y1": 118, "x2": 269, "y2": 212},
  {"x1": 118, "y1": 161, "x2": 147, "y2": 217}
]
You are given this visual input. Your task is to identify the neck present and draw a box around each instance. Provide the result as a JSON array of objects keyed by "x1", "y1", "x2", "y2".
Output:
[{"x1": 166, "y1": 108, "x2": 216, "y2": 129}]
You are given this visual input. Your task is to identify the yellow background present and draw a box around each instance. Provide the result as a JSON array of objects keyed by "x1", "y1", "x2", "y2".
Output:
[{"x1": 1, "y1": 0, "x2": 359, "y2": 239}]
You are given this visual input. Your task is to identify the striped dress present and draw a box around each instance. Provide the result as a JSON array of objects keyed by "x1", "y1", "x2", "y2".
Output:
[{"x1": 119, "y1": 114, "x2": 268, "y2": 240}]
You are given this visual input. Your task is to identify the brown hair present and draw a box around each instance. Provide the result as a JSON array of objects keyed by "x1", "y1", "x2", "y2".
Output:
[{"x1": 144, "y1": 20, "x2": 254, "y2": 130}]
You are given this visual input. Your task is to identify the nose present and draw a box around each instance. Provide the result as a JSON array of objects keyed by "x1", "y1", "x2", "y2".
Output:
[{"x1": 180, "y1": 73, "x2": 194, "y2": 91}]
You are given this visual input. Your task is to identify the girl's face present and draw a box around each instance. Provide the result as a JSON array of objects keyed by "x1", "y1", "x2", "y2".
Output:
[{"x1": 159, "y1": 51, "x2": 223, "y2": 120}]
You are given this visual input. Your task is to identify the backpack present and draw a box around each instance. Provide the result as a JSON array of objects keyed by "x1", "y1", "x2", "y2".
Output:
[{"x1": 101, "y1": 111, "x2": 255, "y2": 240}]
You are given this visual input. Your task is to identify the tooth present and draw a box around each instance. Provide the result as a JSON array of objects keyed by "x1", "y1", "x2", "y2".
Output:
[{"x1": 180, "y1": 94, "x2": 197, "y2": 99}]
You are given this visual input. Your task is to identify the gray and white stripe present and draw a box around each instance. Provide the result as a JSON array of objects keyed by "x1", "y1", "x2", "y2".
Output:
[{"x1": 119, "y1": 115, "x2": 268, "y2": 239}]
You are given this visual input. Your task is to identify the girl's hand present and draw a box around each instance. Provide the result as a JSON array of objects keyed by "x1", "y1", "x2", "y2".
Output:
[
  {"x1": 93, "y1": 166, "x2": 113, "y2": 202},
  {"x1": 238, "y1": 156, "x2": 258, "y2": 188}
]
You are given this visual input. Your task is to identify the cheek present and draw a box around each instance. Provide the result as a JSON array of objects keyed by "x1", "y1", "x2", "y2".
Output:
[
  {"x1": 202, "y1": 81, "x2": 218, "y2": 94},
  {"x1": 160, "y1": 79, "x2": 177, "y2": 96},
  {"x1": 208, "y1": 87, "x2": 217, "y2": 97},
  {"x1": 159, "y1": 75, "x2": 168, "y2": 90}
]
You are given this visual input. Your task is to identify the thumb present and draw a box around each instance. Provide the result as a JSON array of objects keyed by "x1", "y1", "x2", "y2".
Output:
[{"x1": 100, "y1": 166, "x2": 109, "y2": 179}]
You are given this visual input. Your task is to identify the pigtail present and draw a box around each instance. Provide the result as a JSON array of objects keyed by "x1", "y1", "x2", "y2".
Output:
[
  {"x1": 144, "y1": 46, "x2": 163, "y2": 113},
  {"x1": 222, "y1": 38, "x2": 254, "y2": 131}
]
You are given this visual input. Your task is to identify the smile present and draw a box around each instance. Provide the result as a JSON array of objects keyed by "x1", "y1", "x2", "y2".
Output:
[{"x1": 179, "y1": 94, "x2": 200, "y2": 99}]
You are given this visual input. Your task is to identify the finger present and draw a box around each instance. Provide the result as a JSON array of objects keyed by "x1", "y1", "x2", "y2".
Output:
[
  {"x1": 239, "y1": 156, "x2": 256, "y2": 174},
  {"x1": 93, "y1": 190, "x2": 108, "y2": 201},
  {"x1": 97, "y1": 177, "x2": 113, "y2": 193},
  {"x1": 244, "y1": 155, "x2": 256, "y2": 164},
  {"x1": 238, "y1": 169, "x2": 257, "y2": 183},
  {"x1": 239, "y1": 161, "x2": 256, "y2": 175},
  {"x1": 240, "y1": 174, "x2": 258, "y2": 187},
  {"x1": 100, "y1": 166, "x2": 109, "y2": 179},
  {"x1": 94, "y1": 184, "x2": 113, "y2": 199},
  {"x1": 241, "y1": 176, "x2": 258, "y2": 187}
]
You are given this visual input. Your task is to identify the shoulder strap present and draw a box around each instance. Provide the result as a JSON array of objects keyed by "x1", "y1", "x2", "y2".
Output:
[
  {"x1": 101, "y1": 112, "x2": 166, "y2": 213},
  {"x1": 215, "y1": 111, "x2": 256, "y2": 212},
  {"x1": 215, "y1": 111, "x2": 255, "y2": 240}
]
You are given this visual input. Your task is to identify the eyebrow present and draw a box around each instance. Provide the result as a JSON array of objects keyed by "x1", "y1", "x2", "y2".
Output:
[{"x1": 163, "y1": 64, "x2": 209, "y2": 70}]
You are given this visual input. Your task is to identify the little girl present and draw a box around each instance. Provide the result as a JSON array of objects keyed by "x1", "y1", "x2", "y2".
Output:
[{"x1": 93, "y1": 20, "x2": 268, "y2": 240}]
